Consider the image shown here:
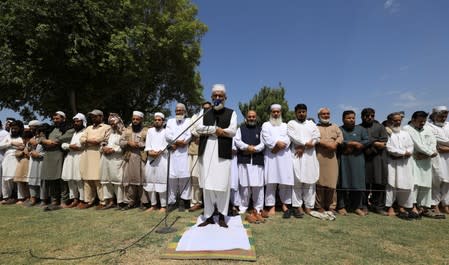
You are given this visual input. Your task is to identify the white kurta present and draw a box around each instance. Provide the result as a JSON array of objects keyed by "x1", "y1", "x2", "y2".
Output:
[
  {"x1": 61, "y1": 129, "x2": 84, "y2": 181},
  {"x1": 234, "y1": 127, "x2": 265, "y2": 187},
  {"x1": 100, "y1": 131, "x2": 124, "y2": 184},
  {"x1": 287, "y1": 119, "x2": 320, "y2": 184},
  {"x1": 144, "y1": 127, "x2": 168, "y2": 192},
  {"x1": 196, "y1": 111, "x2": 238, "y2": 192},
  {"x1": 0, "y1": 135, "x2": 23, "y2": 180},
  {"x1": 386, "y1": 129, "x2": 414, "y2": 189},
  {"x1": 427, "y1": 121, "x2": 449, "y2": 183},
  {"x1": 230, "y1": 140, "x2": 239, "y2": 191},
  {"x1": 165, "y1": 118, "x2": 192, "y2": 178},
  {"x1": 404, "y1": 124, "x2": 437, "y2": 188},
  {"x1": 261, "y1": 122, "x2": 293, "y2": 185}
]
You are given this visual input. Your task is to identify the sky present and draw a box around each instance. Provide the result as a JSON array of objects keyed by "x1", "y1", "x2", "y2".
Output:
[
  {"x1": 1, "y1": 0, "x2": 449, "y2": 125},
  {"x1": 192, "y1": 0, "x2": 449, "y2": 124}
]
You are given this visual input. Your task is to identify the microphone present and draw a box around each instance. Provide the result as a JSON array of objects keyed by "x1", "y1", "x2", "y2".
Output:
[{"x1": 213, "y1": 99, "x2": 222, "y2": 106}]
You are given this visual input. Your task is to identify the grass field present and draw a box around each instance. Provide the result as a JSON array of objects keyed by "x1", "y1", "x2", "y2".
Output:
[{"x1": 1, "y1": 205, "x2": 449, "y2": 265}]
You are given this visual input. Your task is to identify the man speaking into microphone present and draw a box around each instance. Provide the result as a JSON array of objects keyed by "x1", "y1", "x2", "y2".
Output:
[{"x1": 195, "y1": 84, "x2": 237, "y2": 228}]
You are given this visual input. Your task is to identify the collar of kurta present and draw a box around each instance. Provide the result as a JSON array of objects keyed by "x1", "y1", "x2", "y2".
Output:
[{"x1": 92, "y1": 123, "x2": 104, "y2": 128}]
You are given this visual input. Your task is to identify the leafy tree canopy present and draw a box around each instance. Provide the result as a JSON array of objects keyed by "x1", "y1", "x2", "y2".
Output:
[
  {"x1": 0, "y1": 0, "x2": 207, "y2": 122},
  {"x1": 238, "y1": 85, "x2": 295, "y2": 125}
]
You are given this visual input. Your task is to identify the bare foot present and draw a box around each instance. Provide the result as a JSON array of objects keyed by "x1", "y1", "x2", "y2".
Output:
[
  {"x1": 146, "y1": 206, "x2": 157, "y2": 213},
  {"x1": 387, "y1": 207, "x2": 396, "y2": 216},
  {"x1": 267, "y1": 206, "x2": 276, "y2": 216},
  {"x1": 159, "y1": 207, "x2": 166, "y2": 213},
  {"x1": 337, "y1": 208, "x2": 348, "y2": 216},
  {"x1": 354, "y1": 208, "x2": 366, "y2": 216}
]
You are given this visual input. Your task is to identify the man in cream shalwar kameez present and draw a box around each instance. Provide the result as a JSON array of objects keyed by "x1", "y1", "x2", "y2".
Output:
[
  {"x1": 99, "y1": 113, "x2": 125, "y2": 209},
  {"x1": 287, "y1": 104, "x2": 320, "y2": 217},
  {"x1": 196, "y1": 84, "x2": 237, "y2": 228}
]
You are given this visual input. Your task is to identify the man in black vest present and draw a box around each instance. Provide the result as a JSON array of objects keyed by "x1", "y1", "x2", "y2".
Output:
[
  {"x1": 196, "y1": 84, "x2": 237, "y2": 228},
  {"x1": 235, "y1": 110, "x2": 266, "y2": 223}
]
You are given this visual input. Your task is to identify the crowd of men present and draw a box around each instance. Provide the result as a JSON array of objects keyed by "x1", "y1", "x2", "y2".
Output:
[{"x1": 1, "y1": 84, "x2": 449, "y2": 226}]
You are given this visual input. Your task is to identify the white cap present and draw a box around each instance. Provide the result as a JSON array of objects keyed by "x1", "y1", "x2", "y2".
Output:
[
  {"x1": 432, "y1": 106, "x2": 448, "y2": 114},
  {"x1": 212, "y1": 84, "x2": 226, "y2": 94},
  {"x1": 271, "y1": 104, "x2": 282, "y2": 111},
  {"x1": 176, "y1": 103, "x2": 186, "y2": 111},
  {"x1": 154, "y1": 112, "x2": 165, "y2": 119},
  {"x1": 28, "y1": 120, "x2": 41, "y2": 126},
  {"x1": 133, "y1": 111, "x2": 144, "y2": 118},
  {"x1": 73, "y1": 113, "x2": 87, "y2": 127},
  {"x1": 55, "y1": 111, "x2": 66, "y2": 118}
]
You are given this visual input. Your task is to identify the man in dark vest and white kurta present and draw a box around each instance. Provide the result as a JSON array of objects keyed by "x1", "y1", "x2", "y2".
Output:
[
  {"x1": 196, "y1": 84, "x2": 237, "y2": 228},
  {"x1": 235, "y1": 110, "x2": 266, "y2": 223}
]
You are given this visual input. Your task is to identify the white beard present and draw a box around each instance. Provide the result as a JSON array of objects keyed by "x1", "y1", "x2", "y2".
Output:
[
  {"x1": 319, "y1": 118, "x2": 330, "y2": 125},
  {"x1": 435, "y1": 121, "x2": 445, "y2": 127},
  {"x1": 214, "y1": 102, "x2": 225, "y2": 111},
  {"x1": 269, "y1": 116, "x2": 283, "y2": 126},
  {"x1": 391, "y1": 126, "x2": 401, "y2": 133},
  {"x1": 176, "y1": 115, "x2": 185, "y2": 121}
]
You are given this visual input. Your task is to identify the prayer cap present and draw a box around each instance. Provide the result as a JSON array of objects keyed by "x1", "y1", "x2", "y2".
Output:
[
  {"x1": 73, "y1": 113, "x2": 87, "y2": 127},
  {"x1": 271, "y1": 104, "x2": 282, "y2": 111},
  {"x1": 432, "y1": 106, "x2": 448, "y2": 114},
  {"x1": 28, "y1": 120, "x2": 41, "y2": 126},
  {"x1": 176, "y1": 103, "x2": 186, "y2": 110},
  {"x1": 133, "y1": 111, "x2": 144, "y2": 118},
  {"x1": 88, "y1": 109, "x2": 103, "y2": 116},
  {"x1": 55, "y1": 111, "x2": 66, "y2": 118},
  {"x1": 154, "y1": 112, "x2": 165, "y2": 119},
  {"x1": 212, "y1": 84, "x2": 226, "y2": 94}
]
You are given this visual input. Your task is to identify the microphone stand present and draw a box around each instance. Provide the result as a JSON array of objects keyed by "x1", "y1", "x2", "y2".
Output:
[{"x1": 154, "y1": 106, "x2": 215, "y2": 234}]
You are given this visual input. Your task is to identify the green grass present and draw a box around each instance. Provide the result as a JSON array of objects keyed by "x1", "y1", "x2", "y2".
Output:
[{"x1": 1, "y1": 205, "x2": 449, "y2": 264}]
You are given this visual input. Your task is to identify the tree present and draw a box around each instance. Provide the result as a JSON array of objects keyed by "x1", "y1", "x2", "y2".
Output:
[
  {"x1": 238, "y1": 85, "x2": 294, "y2": 124},
  {"x1": 0, "y1": 0, "x2": 207, "y2": 122}
]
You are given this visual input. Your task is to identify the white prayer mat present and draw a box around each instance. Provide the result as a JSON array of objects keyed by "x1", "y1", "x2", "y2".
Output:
[{"x1": 176, "y1": 215, "x2": 251, "y2": 251}]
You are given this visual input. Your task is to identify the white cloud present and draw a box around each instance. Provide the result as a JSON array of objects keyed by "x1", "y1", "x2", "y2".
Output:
[
  {"x1": 399, "y1": 92, "x2": 416, "y2": 101},
  {"x1": 384, "y1": 0, "x2": 400, "y2": 14},
  {"x1": 399, "y1": 65, "x2": 409, "y2": 71}
]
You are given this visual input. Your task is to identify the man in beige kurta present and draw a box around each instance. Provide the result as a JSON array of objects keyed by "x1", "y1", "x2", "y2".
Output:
[
  {"x1": 120, "y1": 111, "x2": 148, "y2": 210},
  {"x1": 315, "y1": 108, "x2": 343, "y2": 212},
  {"x1": 79, "y1": 109, "x2": 111, "y2": 208}
]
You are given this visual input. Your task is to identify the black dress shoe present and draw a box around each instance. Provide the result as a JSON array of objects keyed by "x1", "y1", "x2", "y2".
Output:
[
  {"x1": 218, "y1": 214, "x2": 228, "y2": 228},
  {"x1": 198, "y1": 216, "x2": 215, "y2": 227},
  {"x1": 282, "y1": 209, "x2": 292, "y2": 219}
]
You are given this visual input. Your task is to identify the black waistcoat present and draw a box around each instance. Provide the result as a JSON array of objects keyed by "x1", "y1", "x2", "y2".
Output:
[
  {"x1": 237, "y1": 124, "x2": 264, "y2": 166},
  {"x1": 198, "y1": 107, "x2": 233, "y2": 159}
]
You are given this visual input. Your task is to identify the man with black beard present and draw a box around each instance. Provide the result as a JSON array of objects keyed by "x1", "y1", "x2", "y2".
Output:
[
  {"x1": 120, "y1": 111, "x2": 148, "y2": 210},
  {"x1": 359, "y1": 108, "x2": 388, "y2": 215},
  {"x1": 0, "y1": 120, "x2": 24, "y2": 204},
  {"x1": 40, "y1": 111, "x2": 74, "y2": 211}
]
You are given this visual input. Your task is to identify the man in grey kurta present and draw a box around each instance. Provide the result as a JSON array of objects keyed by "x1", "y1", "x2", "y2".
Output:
[
  {"x1": 337, "y1": 110, "x2": 369, "y2": 216},
  {"x1": 359, "y1": 108, "x2": 388, "y2": 215},
  {"x1": 40, "y1": 111, "x2": 74, "y2": 211}
]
